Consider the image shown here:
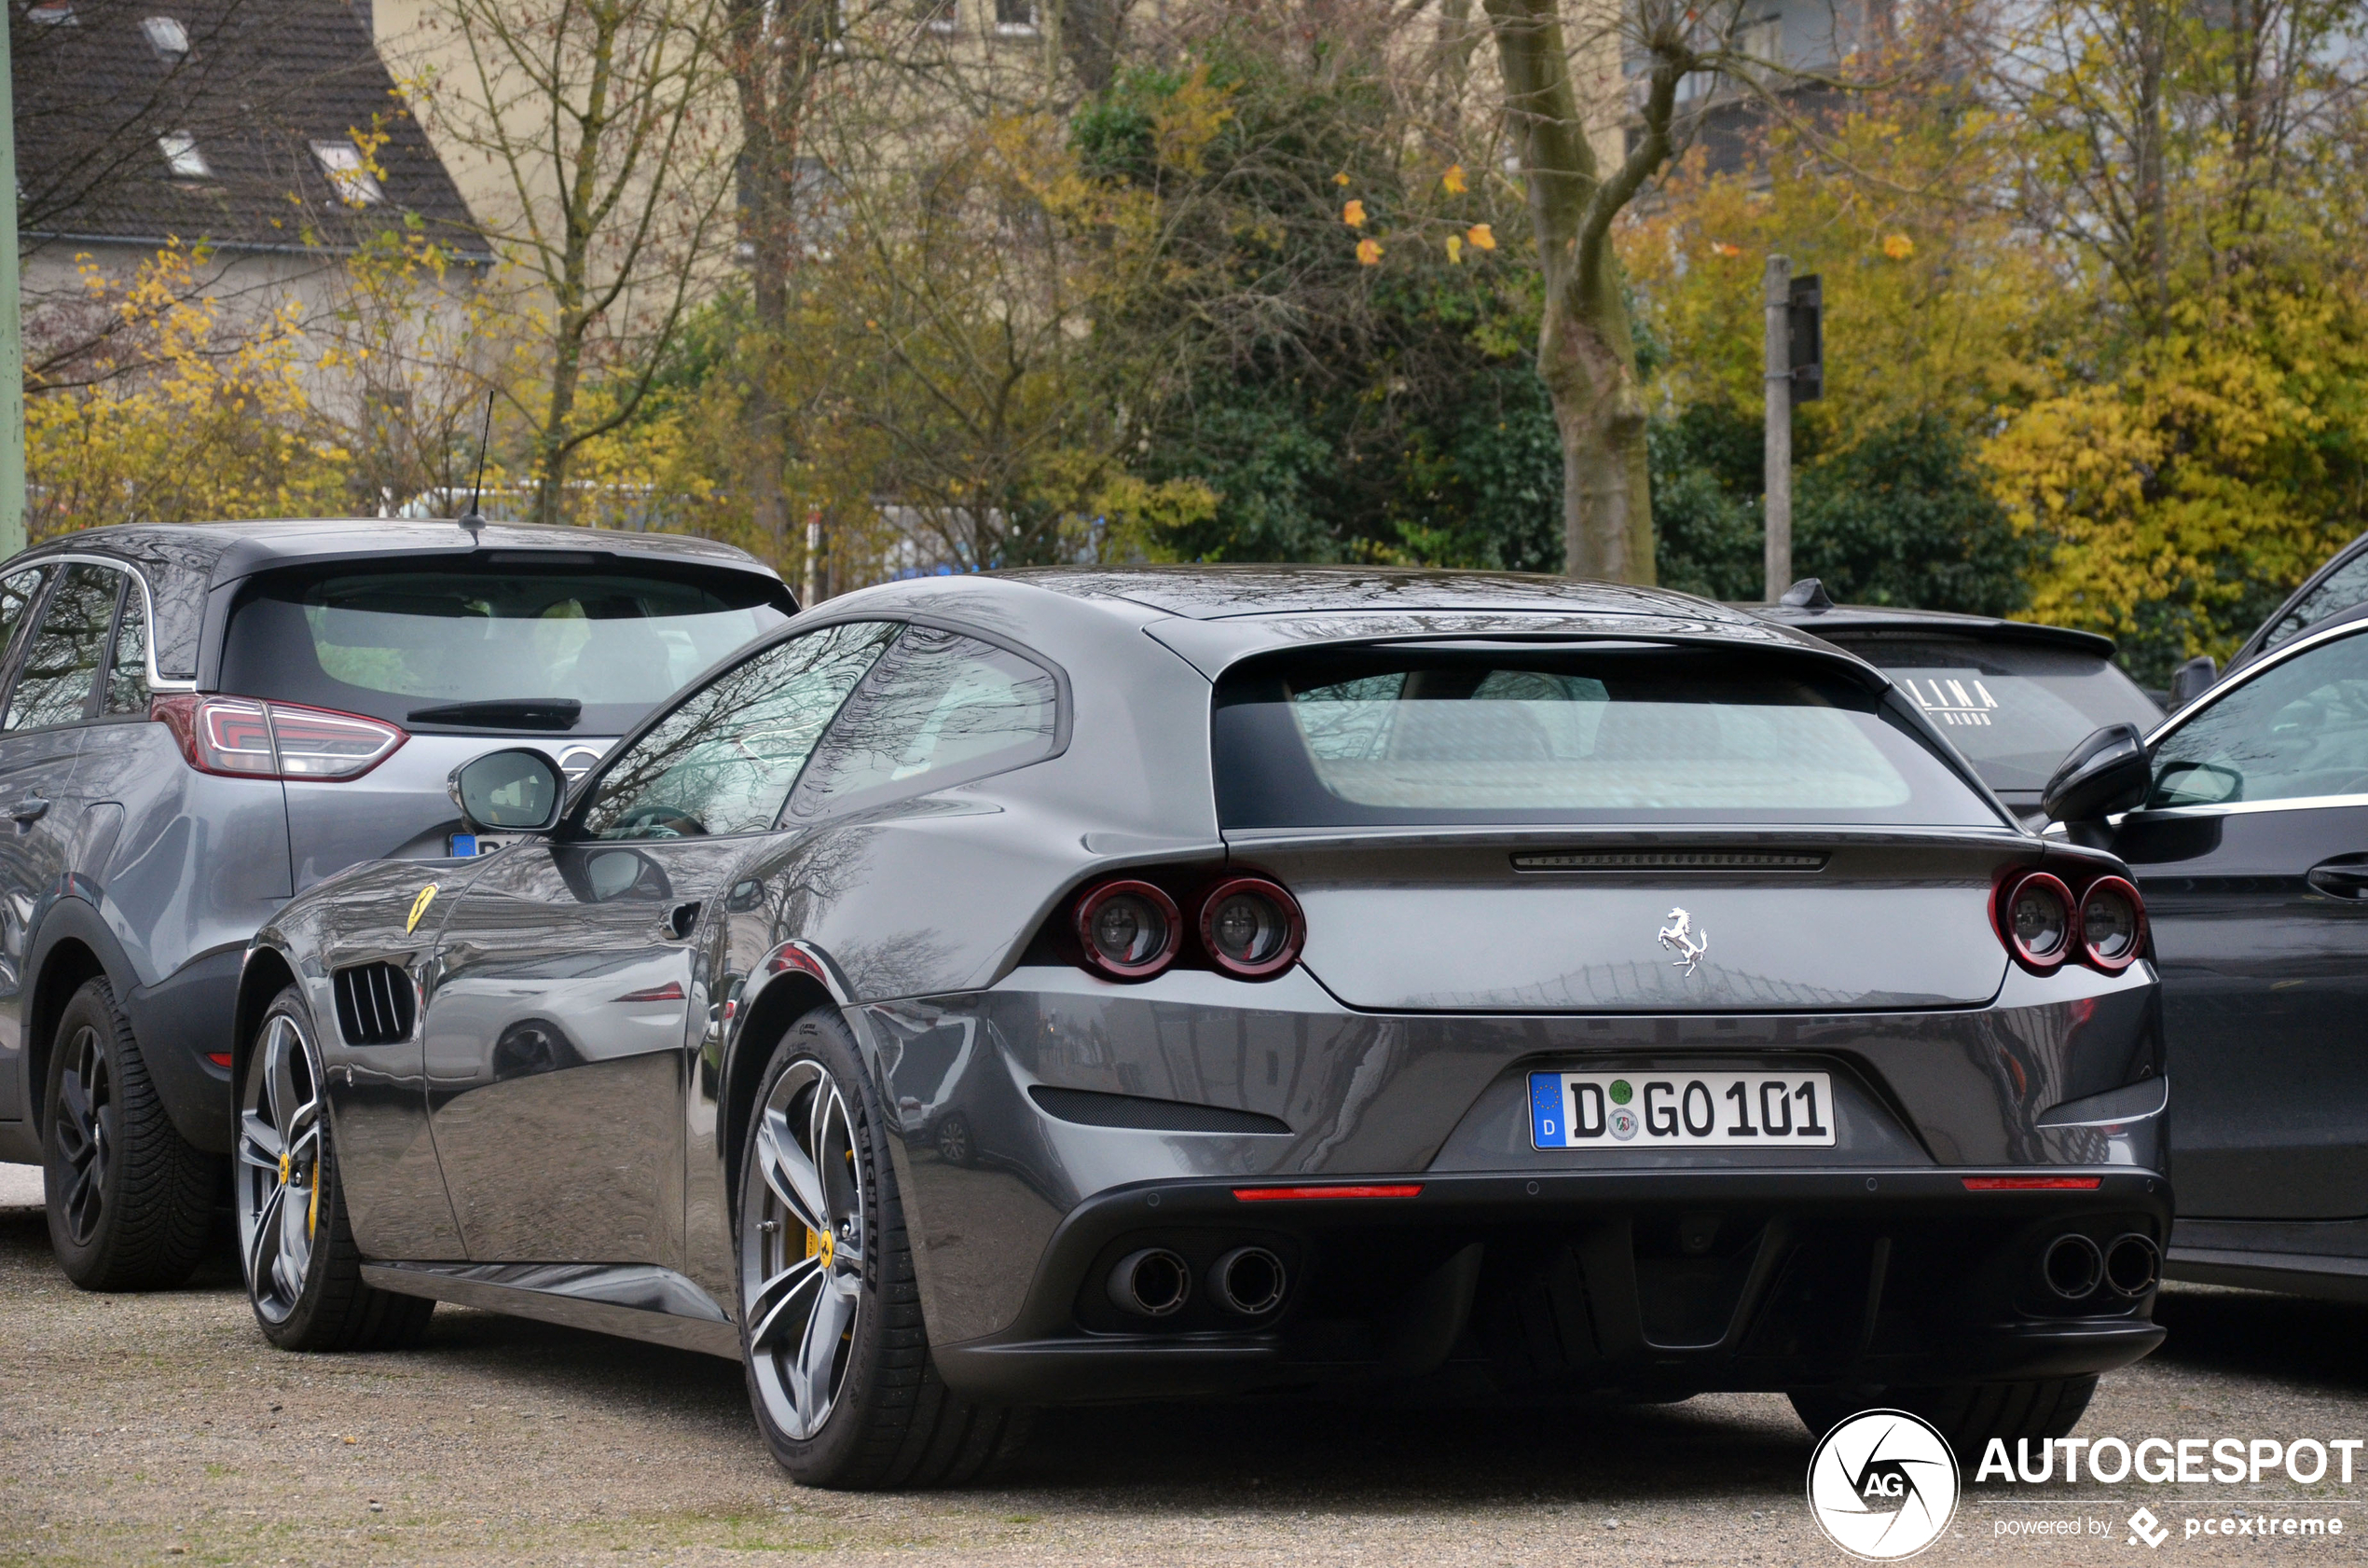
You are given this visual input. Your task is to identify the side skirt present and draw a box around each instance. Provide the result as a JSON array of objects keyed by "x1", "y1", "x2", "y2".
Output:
[
  {"x1": 361, "y1": 1261, "x2": 743, "y2": 1361},
  {"x1": 2166, "y1": 1248, "x2": 2368, "y2": 1305}
]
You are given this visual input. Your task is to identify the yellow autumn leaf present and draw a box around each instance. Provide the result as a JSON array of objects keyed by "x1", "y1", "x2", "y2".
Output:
[
  {"x1": 1882, "y1": 232, "x2": 1915, "y2": 260},
  {"x1": 1442, "y1": 164, "x2": 1467, "y2": 195},
  {"x1": 1466, "y1": 224, "x2": 1496, "y2": 251},
  {"x1": 1342, "y1": 199, "x2": 1367, "y2": 228},
  {"x1": 1333, "y1": 171, "x2": 1351, "y2": 186},
  {"x1": 1356, "y1": 238, "x2": 1383, "y2": 266},
  {"x1": 1711, "y1": 241, "x2": 1743, "y2": 258},
  {"x1": 1446, "y1": 234, "x2": 1464, "y2": 265}
]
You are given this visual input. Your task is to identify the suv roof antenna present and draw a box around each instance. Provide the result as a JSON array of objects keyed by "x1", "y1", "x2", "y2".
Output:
[{"x1": 458, "y1": 390, "x2": 494, "y2": 534}]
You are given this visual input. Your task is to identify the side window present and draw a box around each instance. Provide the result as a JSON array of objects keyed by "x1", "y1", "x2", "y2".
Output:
[
  {"x1": 581, "y1": 620, "x2": 900, "y2": 841},
  {"x1": 7, "y1": 564, "x2": 121, "y2": 733},
  {"x1": 2150, "y1": 629, "x2": 2368, "y2": 807},
  {"x1": 0, "y1": 568, "x2": 48, "y2": 667},
  {"x1": 2264, "y1": 551, "x2": 2368, "y2": 653},
  {"x1": 103, "y1": 577, "x2": 151, "y2": 716},
  {"x1": 787, "y1": 626, "x2": 1062, "y2": 819}
]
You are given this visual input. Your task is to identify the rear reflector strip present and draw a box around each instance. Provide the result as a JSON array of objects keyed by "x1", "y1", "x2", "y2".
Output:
[
  {"x1": 1232, "y1": 1184, "x2": 1423, "y2": 1203},
  {"x1": 206, "y1": 1052, "x2": 233, "y2": 1068},
  {"x1": 1962, "y1": 1176, "x2": 2104, "y2": 1191}
]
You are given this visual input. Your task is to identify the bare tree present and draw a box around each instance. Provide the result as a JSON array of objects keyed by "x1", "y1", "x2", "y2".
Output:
[{"x1": 415, "y1": 0, "x2": 737, "y2": 524}]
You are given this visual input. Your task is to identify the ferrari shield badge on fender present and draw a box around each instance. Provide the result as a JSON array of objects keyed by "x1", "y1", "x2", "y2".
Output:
[
  {"x1": 406, "y1": 883, "x2": 439, "y2": 934},
  {"x1": 1658, "y1": 906, "x2": 1708, "y2": 975}
]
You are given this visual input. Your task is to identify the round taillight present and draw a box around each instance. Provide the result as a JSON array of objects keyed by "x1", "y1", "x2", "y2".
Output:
[
  {"x1": 1074, "y1": 880, "x2": 1181, "y2": 981},
  {"x1": 1197, "y1": 876, "x2": 1306, "y2": 980},
  {"x1": 2002, "y1": 872, "x2": 2075, "y2": 972},
  {"x1": 2079, "y1": 875, "x2": 2146, "y2": 972}
]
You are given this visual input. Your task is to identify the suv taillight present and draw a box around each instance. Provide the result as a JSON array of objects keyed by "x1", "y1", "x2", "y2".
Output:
[
  {"x1": 151, "y1": 695, "x2": 406, "y2": 782},
  {"x1": 1994, "y1": 866, "x2": 2147, "y2": 976}
]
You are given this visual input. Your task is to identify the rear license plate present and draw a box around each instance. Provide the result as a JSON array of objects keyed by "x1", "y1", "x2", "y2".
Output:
[{"x1": 1529, "y1": 1070, "x2": 1835, "y2": 1149}]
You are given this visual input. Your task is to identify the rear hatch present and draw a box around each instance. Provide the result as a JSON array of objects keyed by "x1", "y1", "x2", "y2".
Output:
[
  {"x1": 215, "y1": 552, "x2": 793, "y2": 887},
  {"x1": 1211, "y1": 636, "x2": 2028, "y2": 1011}
]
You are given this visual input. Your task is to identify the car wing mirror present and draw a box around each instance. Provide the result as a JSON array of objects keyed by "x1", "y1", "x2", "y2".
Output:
[
  {"x1": 449, "y1": 748, "x2": 568, "y2": 835},
  {"x1": 2043, "y1": 722, "x2": 2152, "y2": 826}
]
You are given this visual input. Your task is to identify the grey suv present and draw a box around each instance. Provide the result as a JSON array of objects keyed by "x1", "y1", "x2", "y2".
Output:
[{"x1": 0, "y1": 519, "x2": 795, "y2": 1288}]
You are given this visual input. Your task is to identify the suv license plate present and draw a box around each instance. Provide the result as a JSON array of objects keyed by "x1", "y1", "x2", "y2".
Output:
[{"x1": 1529, "y1": 1070, "x2": 1836, "y2": 1149}]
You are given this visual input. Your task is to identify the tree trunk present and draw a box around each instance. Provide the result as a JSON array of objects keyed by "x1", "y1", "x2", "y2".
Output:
[{"x1": 1483, "y1": 0, "x2": 1657, "y2": 585}]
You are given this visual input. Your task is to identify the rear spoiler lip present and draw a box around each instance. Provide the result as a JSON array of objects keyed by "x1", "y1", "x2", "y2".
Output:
[
  {"x1": 1145, "y1": 611, "x2": 1887, "y2": 688},
  {"x1": 1218, "y1": 822, "x2": 2035, "y2": 853}
]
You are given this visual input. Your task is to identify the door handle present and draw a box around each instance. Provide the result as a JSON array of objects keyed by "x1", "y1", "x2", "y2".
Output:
[
  {"x1": 10, "y1": 796, "x2": 49, "y2": 825},
  {"x1": 665, "y1": 901, "x2": 703, "y2": 940},
  {"x1": 2307, "y1": 858, "x2": 2368, "y2": 899}
]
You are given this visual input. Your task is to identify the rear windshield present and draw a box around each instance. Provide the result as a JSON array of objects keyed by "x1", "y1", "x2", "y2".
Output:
[
  {"x1": 221, "y1": 560, "x2": 794, "y2": 734},
  {"x1": 1822, "y1": 637, "x2": 2163, "y2": 794},
  {"x1": 1213, "y1": 644, "x2": 2005, "y2": 829}
]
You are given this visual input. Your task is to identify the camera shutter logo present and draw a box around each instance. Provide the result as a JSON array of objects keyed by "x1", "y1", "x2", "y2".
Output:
[{"x1": 1806, "y1": 1409, "x2": 1960, "y2": 1561}]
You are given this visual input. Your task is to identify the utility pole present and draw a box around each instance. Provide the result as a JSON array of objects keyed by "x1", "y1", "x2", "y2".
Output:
[
  {"x1": 0, "y1": 7, "x2": 23, "y2": 558},
  {"x1": 1763, "y1": 254, "x2": 1791, "y2": 602}
]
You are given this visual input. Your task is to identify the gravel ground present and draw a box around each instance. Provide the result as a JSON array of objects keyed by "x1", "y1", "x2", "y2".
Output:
[{"x1": 4, "y1": 1161, "x2": 2365, "y2": 1565}]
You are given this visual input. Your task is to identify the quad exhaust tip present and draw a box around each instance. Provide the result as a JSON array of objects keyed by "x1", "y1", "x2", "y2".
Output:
[
  {"x1": 2105, "y1": 1232, "x2": 2161, "y2": 1297},
  {"x1": 1209, "y1": 1246, "x2": 1287, "y2": 1315},
  {"x1": 2043, "y1": 1233, "x2": 2105, "y2": 1300},
  {"x1": 1108, "y1": 1248, "x2": 1191, "y2": 1317}
]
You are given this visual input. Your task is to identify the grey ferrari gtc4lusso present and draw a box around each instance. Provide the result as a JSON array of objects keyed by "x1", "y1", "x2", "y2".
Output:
[{"x1": 232, "y1": 567, "x2": 2168, "y2": 1487}]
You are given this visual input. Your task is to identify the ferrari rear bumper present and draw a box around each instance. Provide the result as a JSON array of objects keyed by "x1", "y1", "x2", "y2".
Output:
[{"x1": 930, "y1": 1167, "x2": 2168, "y2": 1405}]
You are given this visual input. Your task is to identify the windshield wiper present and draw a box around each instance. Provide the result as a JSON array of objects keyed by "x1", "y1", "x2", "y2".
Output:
[{"x1": 406, "y1": 698, "x2": 584, "y2": 731}]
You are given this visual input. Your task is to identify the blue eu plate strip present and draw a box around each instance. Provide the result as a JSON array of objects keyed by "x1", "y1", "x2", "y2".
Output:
[{"x1": 1529, "y1": 1072, "x2": 1565, "y2": 1149}]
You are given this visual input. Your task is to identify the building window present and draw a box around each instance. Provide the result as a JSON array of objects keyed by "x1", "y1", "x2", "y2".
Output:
[
  {"x1": 1736, "y1": 15, "x2": 1783, "y2": 82},
  {"x1": 142, "y1": 14, "x2": 189, "y2": 61},
  {"x1": 158, "y1": 131, "x2": 210, "y2": 179},
  {"x1": 312, "y1": 140, "x2": 385, "y2": 206},
  {"x1": 994, "y1": 0, "x2": 1035, "y2": 34}
]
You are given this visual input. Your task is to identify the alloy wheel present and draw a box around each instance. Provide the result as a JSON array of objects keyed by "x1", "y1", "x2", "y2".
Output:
[
  {"x1": 742, "y1": 1058, "x2": 866, "y2": 1442},
  {"x1": 238, "y1": 1012, "x2": 323, "y2": 1323},
  {"x1": 50, "y1": 1025, "x2": 114, "y2": 1245}
]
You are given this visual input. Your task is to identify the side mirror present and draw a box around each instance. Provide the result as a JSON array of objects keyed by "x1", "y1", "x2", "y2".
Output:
[
  {"x1": 2043, "y1": 722, "x2": 2152, "y2": 825},
  {"x1": 448, "y1": 748, "x2": 567, "y2": 834},
  {"x1": 2168, "y1": 654, "x2": 2218, "y2": 708}
]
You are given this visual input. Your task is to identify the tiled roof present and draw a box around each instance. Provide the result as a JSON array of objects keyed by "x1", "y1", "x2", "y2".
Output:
[{"x1": 13, "y1": 0, "x2": 485, "y2": 260}]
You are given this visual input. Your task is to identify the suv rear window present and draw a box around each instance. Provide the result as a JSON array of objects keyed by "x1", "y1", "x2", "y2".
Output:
[
  {"x1": 1819, "y1": 636, "x2": 2162, "y2": 794},
  {"x1": 221, "y1": 561, "x2": 793, "y2": 734},
  {"x1": 1214, "y1": 644, "x2": 2003, "y2": 828}
]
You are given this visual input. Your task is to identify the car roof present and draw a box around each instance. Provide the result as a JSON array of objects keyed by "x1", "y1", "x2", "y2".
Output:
[
  {"x1": 14, "y1": 518, "x2": 774, "y2": 584},
  {"x1": 995, "y1": 564, "x2": 1773, "y2": 626},
  {"x1": 1748, "y1": 601, "x2": 2119, "y2": 659},
  {"x1": 806, "y1": 567, "x2": 1874, "y2": 687}
]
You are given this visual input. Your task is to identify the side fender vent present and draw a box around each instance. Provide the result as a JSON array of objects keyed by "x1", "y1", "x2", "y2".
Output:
[{"x1": 333, "y1": 961, "x2": 416, "y2": 1046}]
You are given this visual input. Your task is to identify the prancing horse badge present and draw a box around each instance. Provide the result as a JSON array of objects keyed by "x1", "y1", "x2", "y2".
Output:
[{"x1": 1658, "y1": 907, "x2": 1708, "y2": 975}]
